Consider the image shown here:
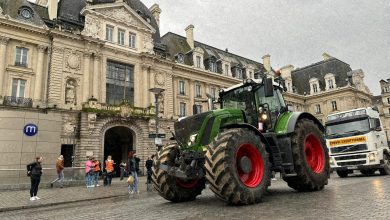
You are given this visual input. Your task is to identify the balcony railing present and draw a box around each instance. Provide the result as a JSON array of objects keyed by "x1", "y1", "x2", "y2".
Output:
[{"x1": 2, "y1": 96, "x2": 33, "y2": 108}]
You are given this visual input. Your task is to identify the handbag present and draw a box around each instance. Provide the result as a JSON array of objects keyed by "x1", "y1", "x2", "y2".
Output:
[{"x1": 127, "y1": 175, "x2": 134, "y2": 185}]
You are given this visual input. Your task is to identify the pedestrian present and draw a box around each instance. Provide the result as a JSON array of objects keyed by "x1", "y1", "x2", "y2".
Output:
[
  {"x1": 93, "y1": 158, "x2": 101, "y2": 187},
  {"x1": 145, "y1": 156, "x2": 153, "y2": 184},
  {"x1": 134, "y1": 152, "x2": 141, "y2": 175},
  {"x1": 50, "y1": 155, "x2": 65, "y2": 188},
  {"x1": 85, "y1": 156, "x2": 95, "y2": 188},
  {"x1": 105, "y1": 155, "x2": 115, "y2": 186},
  {"x1": 119, "y1": 160, "x2": 127, "y2": 181},
  {"x1": 26, "y1": 156, "x2": 43, "y2": 201},
  {"x1": 128, "y1": 151, "x2": 139, "y2": 194}
]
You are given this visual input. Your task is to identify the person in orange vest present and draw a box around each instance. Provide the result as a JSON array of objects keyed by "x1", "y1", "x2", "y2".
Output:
[
  {"x1": 93, "y1": 158, "x2": 101, "y2": 187},
  {"x1": 105, "y1": 155, "x2": 115, "y2": 186}
]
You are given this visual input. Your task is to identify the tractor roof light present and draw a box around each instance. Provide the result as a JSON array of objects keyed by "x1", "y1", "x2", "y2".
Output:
[{"x1": 243, "y1": 79, "x2": 254, "y2": 85}]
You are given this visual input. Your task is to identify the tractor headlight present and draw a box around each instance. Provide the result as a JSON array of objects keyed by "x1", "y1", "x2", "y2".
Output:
[
  {"x1": 261, "y1": 113, "x2": 268, "y2": 121},
  {"x1": 368, "y1": 153, "x2": 376, "y2": 162},
  {"x1": 188, "y1": 134, "x2": 198, "y2": 145}
]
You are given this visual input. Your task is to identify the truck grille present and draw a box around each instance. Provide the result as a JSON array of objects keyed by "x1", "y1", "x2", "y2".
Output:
[
  {"x1": 337, "y1": 160, "x2": 366, "y2": 166},
  {"x1": 334, "y1": 154, "x2": 366, "y2": 161},
  {"x1": 330, "y1": 144, "x2": 368, "y2": 154}
]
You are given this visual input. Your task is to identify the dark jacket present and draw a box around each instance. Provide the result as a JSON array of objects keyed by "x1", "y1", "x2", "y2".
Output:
[
  {"x1": 27, "y1": 162, "x2": 42, "y2": 178},
  {"x1": 145, "y1": 159, "x2": 153, "y2": 171},
  {"x1": 128, "y1": 158, "x2": 138, "y2": 172}
]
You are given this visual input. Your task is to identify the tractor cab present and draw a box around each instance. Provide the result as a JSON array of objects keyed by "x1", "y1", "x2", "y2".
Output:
[{"x1": 220, "y1": 78, "x2": 287, "y2": 131}]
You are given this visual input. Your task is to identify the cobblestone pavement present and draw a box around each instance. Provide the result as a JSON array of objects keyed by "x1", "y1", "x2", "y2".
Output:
[{"x1": 0, "y1": 173, "x2": 389, "y2": 220}]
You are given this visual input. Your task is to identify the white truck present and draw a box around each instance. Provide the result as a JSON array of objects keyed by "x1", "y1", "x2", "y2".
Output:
[{"x1": 325, "y1": 107, "x2": 390, "y2": 177}]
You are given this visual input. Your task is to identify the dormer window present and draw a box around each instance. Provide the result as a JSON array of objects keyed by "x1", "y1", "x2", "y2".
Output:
[
  {"x1": 236, "y1": 68, "x2": 243, "y2": 79},
  {"x1": 224, "y1": 64, "x2": 229, "y2": 75},
  {"x1": 309, "y1": 77, "x2": 320, "y2": 94},
  {"x1": 328, "y1": 79, "x2": 334, "y2": 89},
  {"x1": 18, "y1": 7, "x2": 33, "y2": 20},
  {"x1": 176, "y1": 54, "x2": 184, "y2": 64},
  {"x1": 313, "y1": 84, "x2": 318, "y2": 93},
  {"x1": 324, "y1": 73, "x2": 336, "y2": 90},
  {"x1": 196, "y1": 56, "x2": 201, "y2": 68}
]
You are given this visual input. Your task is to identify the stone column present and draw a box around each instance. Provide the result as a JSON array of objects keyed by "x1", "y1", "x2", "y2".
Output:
[
  {"x1": 34, "y1": 45, "x2": 47, "y2": 102},
  {"x1": 92, "y1": 54, "x2": 100, "y2": 101},
  {"x1": 189, "y1": 79, "x2": 194, "y2": 115},
  {"x1": 82, "y1": 52, "x2": 91, "y2": 102},
  {"x1": 142, "y1": 64, "x2": 150, "y2": 107},
  {"x1": 0, "y1": 36, "x2": 10, "y2": 98}
]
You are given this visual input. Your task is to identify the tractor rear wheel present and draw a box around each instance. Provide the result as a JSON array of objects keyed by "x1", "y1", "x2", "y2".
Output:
[
  {"x1": 152, "y1": 144, "x2": 205, "y2": 202},
  {"x1": 205, "y1": 128, "x2": 271, "y2": 205},
  {"x1": 284, "y1": 119, "x2": 330, "y2": 191}
]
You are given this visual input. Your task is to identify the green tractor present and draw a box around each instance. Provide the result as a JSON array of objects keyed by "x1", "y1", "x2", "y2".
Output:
[{"x1": 152, "y1": 76, "x2": 330, "y2": 205}]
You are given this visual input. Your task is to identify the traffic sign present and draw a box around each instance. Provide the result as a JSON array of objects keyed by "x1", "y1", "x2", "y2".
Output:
[
  {"x1": 149, "y1": 133, "x2": 166, "y2": 139},
  {"x1": 24, "y1": 124, "x2": 38, "y2": 136}
]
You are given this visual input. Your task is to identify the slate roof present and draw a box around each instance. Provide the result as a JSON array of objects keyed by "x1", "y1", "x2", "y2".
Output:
[
  {"x1": 161, "y1": 32, "x2": 266, "y2": 75},
  {"x1": 291, "y1": 58, "x2": 353, "y2": 95},
  {"x1": 0, "y1": 0, "x2": 46, "y2": 26}
]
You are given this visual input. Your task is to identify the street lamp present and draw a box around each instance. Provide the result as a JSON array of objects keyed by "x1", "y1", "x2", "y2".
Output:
[{"x1": 149, "y1": 87, "x2": 165, "y2": 150}]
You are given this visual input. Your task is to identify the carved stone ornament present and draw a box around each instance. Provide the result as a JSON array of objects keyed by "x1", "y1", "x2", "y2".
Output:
[
  {"x1": 99, "y1": 8, "x2": 133, "y2": 25},
  {"x1": 64, "y1": 122, "x2": 76, "y2": 134},
  {"x1": 154, "y1": 72, "x2": 165, "y2": 86},
  {"x1": 0, "y1": 6, "x2": 3, "y2": 15},
  {"x1": 67, "y1": 53, "x2": 81, "y2": 70},
  {"x1": 65, "y1": 79, "x2": 77, "y2": 105},
  {"x1": 82, "y1": 15, "x2": 101, "y2": 39},
  {"x1": 143, "y1": 35, "x2": 154, "y2": 54}
]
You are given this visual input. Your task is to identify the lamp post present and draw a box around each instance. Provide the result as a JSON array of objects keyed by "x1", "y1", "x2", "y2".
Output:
[{"x1": 148, "y1": 87, "x2": 165, "y2": 150}]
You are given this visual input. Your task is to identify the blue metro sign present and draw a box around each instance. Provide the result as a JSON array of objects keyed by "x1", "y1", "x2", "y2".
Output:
[{"x1": 24, "y1": 124, "x2": 38, "y2": 136}]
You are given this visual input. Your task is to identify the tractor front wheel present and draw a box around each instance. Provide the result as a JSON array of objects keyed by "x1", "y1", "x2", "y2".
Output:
[
  {"x1": 152, "y1": 144, "x2": 206, "y2": 202},
  {"x1": 205, "y1": 128, "x2": 271, "y2": 205},
  {"x1": 284, "y1": 119, "x2": 330, "y2": 191}
]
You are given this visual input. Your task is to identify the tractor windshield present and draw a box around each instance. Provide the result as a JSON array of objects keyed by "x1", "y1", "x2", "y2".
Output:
[
  {"x1": 221, "y1": 86, "x2": 258, "y2": 126},
  {"x1": 255, "y1": 86, "x2": 286, "y2": 128}
]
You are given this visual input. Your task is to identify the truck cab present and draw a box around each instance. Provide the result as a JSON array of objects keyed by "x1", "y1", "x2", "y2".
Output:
[{"x1": 325, "y1": 107, "x2": 390, "y2": 177}]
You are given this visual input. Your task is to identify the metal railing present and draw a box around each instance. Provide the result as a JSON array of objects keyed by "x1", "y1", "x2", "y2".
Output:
[{"x1": 3, "y1": 96, "x2": 33, "y2": 108}]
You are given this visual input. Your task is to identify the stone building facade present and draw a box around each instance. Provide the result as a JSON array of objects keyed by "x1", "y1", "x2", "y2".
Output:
[
  {"x1": 0, "y1": 0, "x2": 374, "y2": 186},
  {"x1": 373, "y1": 79, "x2": 390, "y2": 141}
]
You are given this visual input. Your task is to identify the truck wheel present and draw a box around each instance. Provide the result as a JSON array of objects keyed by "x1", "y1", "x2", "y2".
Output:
[
  {"x1": 336, "y1": 170, "x2": 349, "y2": 178},
  {"x1": 379, "y1": 153, "x2": 390, "y2": 175},
  {"x1": 284, "y1": 119, "x2": 330, "y2": 191},
  {"x1": 152, "y1": 144, "x2": 206, "y2": 202},
  {"x1": 205, "y1": 128, "x2": 271, "y2": 205}
]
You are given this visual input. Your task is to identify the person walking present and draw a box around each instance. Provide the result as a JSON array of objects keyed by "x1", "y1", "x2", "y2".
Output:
[
  {"x1": 119, "y1": 160, "x2": 127, "y2": 181},
  {"x1": 85, "y1": 157, "x2": 95, "y2": 188},
  {"x1": 105, "y1": 155, "x2": 115, "y2": 186},
  {"x1": 27, "y1": 156, "x2": 43, "y2": 201},
  {"x1": 145, "y1": 156, "x2": 153, "y2": 184},
  {"x1": 128, "y1": 151, "x2": 139, "y2": 194},
  {"x1": 50, "y1": 155, "x2": 64, "y2": 188},
  {"x1": 93, "y1": 158, "x2": 101, "y2": 187}
]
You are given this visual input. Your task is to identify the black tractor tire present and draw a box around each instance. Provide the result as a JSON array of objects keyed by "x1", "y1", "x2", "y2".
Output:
[
  {"x1": 205, "y1": 128, "x2": 271, "y2": 205},
  {"x1": 379, "y1": 153, "x2": 390, "y2": 175},
  {"x1": 283, "y1": 119, "x2": 330, "y2": 191},
  {"x1": 152, "y1": 144, "x2": 206, "y2": 202},
  {"x1": 360, "y1": 169, "x2": 375, "y2": 176},
  {"x1": 336, "y1": 170, "x2": 349, "y2": 178}
]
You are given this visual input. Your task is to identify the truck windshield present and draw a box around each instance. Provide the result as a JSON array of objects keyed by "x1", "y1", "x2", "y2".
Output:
[{"x1": 326, "y1": 119, "x2": 370, "y2": 137}]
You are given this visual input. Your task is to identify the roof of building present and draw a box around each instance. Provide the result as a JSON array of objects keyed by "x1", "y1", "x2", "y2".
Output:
[
  {"x1": 161, "y1": 32, "x2": 266, "y2": 74},
  {"x1": 0, "y1": 0, "x2": 46, "y2": 26},
  {"x1": 291, "y1": 57, "x2": 352, "y2": 95}
]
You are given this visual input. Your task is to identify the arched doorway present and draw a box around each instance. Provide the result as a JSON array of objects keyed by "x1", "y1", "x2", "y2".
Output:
[{"x1": 104, "y1": 126, "x2": 134, "y2": 177}]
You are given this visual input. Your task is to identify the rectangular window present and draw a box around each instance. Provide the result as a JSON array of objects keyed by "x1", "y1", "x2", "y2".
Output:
[
  {"x1": 106, "y1": 25, "x2": 113, "y2": 42},
  {"x1": 328, "y1": 79, "x2": 334, "y2": 89},
  {"x1": 118, "y1": 30, "x2": 125, "y2": 45},
  {"x1": 195, "y1": 84, "x2": 202, "y2": 98},
  {"x1": 236, "y1": 68, "x2": 243, "y2": 79},
  {"x1": 313, "y1": 84, "x2": 318, "y2": 93},
  {"x1": 387, "y1": 97, "x2": 390, "y2": 104},
  {"x1": 179, "y1": 102, "x2": 186, "y2": 117},
  {"x1": 315, "y1": 104, "x2": 321, "y2": 114},
  {"x1": 11, "y1": 79, "x2": 26, "y2": 98},
  {"x1": 179, "y1": 81, "x2": 185, "y2": 95},
  {"x1": 106, "y1": 61, "x2": 134, "y2": 105},
  {"x1": 210, "y1": 62, "x2": 217, "y2": 72},
  {"x1": 210, "y1": 87, "x2": 216, "y2": 99},
  {"x1": 225, "y1": 64, "x2": 229, "y2": 75},
  {"x1": 15, "y1": 47, "x2": 28, "y2": 67},
  {"x1": 196, "y1": 105, "x2": 202, "y2": 114},
  {"x1": 129, "y1": 33, "x2": 136, "y2": 48},
  {"x1": 331, "y1": 101, "x2": 337, "y2": 111},
  {"x1": 196, "y1": 56, "x2": 201, "y2": 68}
]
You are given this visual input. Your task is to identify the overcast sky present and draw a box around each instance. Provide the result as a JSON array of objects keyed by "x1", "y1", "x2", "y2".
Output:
[{"x1": 140, "y1": 0, "x2": 389, "y2": 95}]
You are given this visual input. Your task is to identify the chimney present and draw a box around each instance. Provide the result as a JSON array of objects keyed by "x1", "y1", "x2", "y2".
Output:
[
  {"x1": 185, "y1": 24, "x2": 195, "y2": 50},
  {"x1": 280, "y1": 65, "x2": 294, "y2": 78},
  {"x1": 322, "y1": 52, "x2": 332, "y2": 61},
  {"x1": 149, "y1": 4, "x2": 162, "y2": 28},
  {"x1": 262, "y1": 54, "x2": 271, "y2": 72},
  {"x1": 36, "y1": 0, "x2": 48, "y2": 6},
  {"x1": 48, "y1": 0, "x2": 58, "y2": 20}
]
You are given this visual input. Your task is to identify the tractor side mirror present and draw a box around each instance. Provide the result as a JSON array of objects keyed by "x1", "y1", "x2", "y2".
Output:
[{"x1": 264, "y1": 78, "x2": 274, "y2": 97}]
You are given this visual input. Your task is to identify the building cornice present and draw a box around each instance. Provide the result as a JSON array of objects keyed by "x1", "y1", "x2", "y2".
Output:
[{"x1": 0, "y1": 17, "x2": 49, "y2": 35}]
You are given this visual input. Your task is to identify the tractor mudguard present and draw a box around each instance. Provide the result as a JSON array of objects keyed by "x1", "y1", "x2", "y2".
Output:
[
  {"x1": 275, "y1": 112, "x2": 324, "y2": 135},
  {"x1": 221, "y1": 123, "x2": 270, "y2": 147}
]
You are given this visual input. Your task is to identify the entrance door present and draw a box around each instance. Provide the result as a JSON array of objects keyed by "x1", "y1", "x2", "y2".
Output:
[{"x1": 104, "y1": 126, "x2": 134, "y2": 177}]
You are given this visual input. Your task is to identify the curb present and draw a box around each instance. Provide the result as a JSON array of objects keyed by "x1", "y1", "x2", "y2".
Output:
[{"x1": 0, "y1": 193, "x2": 128, "y2": 213}]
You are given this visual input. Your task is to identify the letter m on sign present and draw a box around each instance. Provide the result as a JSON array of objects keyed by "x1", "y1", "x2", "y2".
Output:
[{"x1": 24, "y1": 124, "x2": 38, "y2": 136}]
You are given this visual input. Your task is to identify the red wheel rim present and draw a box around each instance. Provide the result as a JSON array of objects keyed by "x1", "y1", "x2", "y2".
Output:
[
  {"x1": 176, "y1": 178, "x2": 198, "y2": 189},
  {"x1": 236, "y1": 143, "x2": 264, "y2": 188},
  {"x1": 304, "y1": 134, "x2": 325, "y2": 173}
]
